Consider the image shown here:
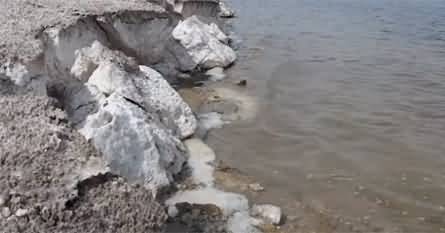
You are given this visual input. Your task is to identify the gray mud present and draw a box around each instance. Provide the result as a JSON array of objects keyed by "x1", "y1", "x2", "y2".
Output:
[
  {"x1": 0, "y1": 83, "x2": 166, "y2": 233},
  {"x1": 0, "y1": 0, "x2": 166, "y2": 64}
]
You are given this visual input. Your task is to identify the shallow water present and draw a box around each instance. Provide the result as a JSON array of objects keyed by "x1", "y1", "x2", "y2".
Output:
[{"x1": 208, "y1": 0, "x2": 445, "y2": 231}]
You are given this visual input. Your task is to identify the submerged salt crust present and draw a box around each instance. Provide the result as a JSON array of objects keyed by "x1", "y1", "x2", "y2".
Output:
[
  {"x1": 167, "y1": 137, "x2": 262, "y2": 233},
  {"x1": 172, "y1": 15, "x2": 237, "y2": 70}
]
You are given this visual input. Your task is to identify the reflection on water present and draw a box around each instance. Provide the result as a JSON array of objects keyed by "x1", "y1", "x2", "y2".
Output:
[{"x1": 209, "y1": 0, "x2": 445, "y2": 231}]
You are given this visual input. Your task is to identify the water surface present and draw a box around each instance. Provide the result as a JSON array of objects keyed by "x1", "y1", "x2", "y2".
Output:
[{"x1": 209, "y1": 0, "x2": 445, "y2": 231}]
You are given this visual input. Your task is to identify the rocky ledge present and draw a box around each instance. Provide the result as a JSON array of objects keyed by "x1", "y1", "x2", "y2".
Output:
[{"x1": 0, "y1": 0, "x2": 276, "y2": 232}]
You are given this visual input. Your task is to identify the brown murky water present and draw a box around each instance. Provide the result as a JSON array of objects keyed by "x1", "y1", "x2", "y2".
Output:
[{"x1": 208, "y1": 0, "x2": 445, "y2": 232}]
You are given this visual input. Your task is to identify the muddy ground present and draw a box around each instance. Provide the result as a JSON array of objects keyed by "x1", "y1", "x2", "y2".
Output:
[{"x1": 0, "y1": 80, "x2": 167, "y2": 233}]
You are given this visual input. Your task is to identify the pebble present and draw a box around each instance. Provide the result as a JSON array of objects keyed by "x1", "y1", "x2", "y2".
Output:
[
  {"x1": 15, "y1": 208, "x2": 29, "y2": 217},
  {"x1": 376, "y1": 199, "x2": 383, "y2": 205},
  {"x1": 177, "y1": 72, "x2": 191, "y2": 79},
  {"x1": 236, "y1": 79, "x2": 247, "y2": 86},
  {"x1": 251, "y1": 204, "x2": 282, "y2": 225},
  {"x1": 248, "y1": 183, "x2": 265, "y2": 192},
  {"x1": 167, "y1": 205, "x2": 179, "y2": 218},
  {"x1": 2, "y1": 207, "x2": 11, "y2": 218}
]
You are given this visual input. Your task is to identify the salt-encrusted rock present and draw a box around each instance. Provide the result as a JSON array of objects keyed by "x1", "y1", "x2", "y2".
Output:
[
  {"x1": 65, "y1": 41, "x2": 195, "y2": 192},
  {"x1": 139, "y1": 65, "x2": 197, "y2": 138},
  {"x1": 196, "y1": 112, "x2": 225, "y2": 138},
  {"x1": 79, "y1": 93, "x2": 187, "y2": 192},
  {"x1": 15, "y1": 209, "x2": 29, "y2": 217},
  {"x1": 71, "y1": 42, "x2": 197, "y2": 138},
  {"x1": 167, "y1": 205, "x2": 179, "y2": 217},
  {"x1": 172, "y1": 15, "x2": 236, "y2": 70},
  {"x1": 87, "y1": 62, "x2": 197, "y2": 138},
  {"x1": 251, "y1": 204, "x2": 282, "y2": 225},
  {"x1": 219, "y1": 0, "x2": 236, "y2": 18},
  {"x1": 70, "y1": 41, "x2": 137, "y2": 82}
]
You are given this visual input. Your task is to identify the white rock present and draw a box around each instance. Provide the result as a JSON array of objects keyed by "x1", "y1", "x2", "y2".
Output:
[
  {"x1": 83, "y1": 61, "x2": 197, "y2": 139},
  {"x1": 184, "y1": 138, "x2": 216, "y2": 186},
  {"x1": 79, "y1": 93, "x2": 187, "y2": 193},
  {"x1": 70, "y1": 49, "x2": 99, "y2": 82},
  {"x1": 66, "y1": 42, "x2": 197, "y2": 192},
  {"x1": 207, "y1": 23, "x2": 230, "y2": 44},
  {"x1": 70, "y1": 41, "x2": 136, "y2": 82},
  {"x1": 206, "y1": 67, "x2": 226, "y2": 81},
  {"x1": 71, "y1": 42, "x2": 197, "y2": 138},
  {"x1": 251, "y1": 204, "x2": 282, "y2": 225},
  {"x1": 168, "y1": 205, "x2": 179, "y2": 218},
  {"x1": 15, "y1": 208, "x2": 29, "y2": 217},
  {"x1": 172, "y1": 15, "x2": 236, "y2": 70},
  {"x1": 196, "y1": 112, "x2": 225, "y2": 138},
  {"x1": 219, "y1": 0, "x2": 236, "y2": 18},
  {"x1": 139, "y1": 65, "x2": 197, "y2": 138}
]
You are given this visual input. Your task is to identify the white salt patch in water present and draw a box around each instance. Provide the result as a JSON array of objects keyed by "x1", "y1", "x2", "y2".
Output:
[
  {"x1": 166, "y1": 126, "x2": 261, "y2": 232},
  {"x1": 251, "y1": 204, "x2": 282, "y2": 225},
  {"x1": 206, "y1": 67, "x2": 226, "y2": 81},
  {"x1": 213, "y1": 87, "x2": 258, "y2": 121},
  {"x1": 196, "y1": 112, "x2": 225, "y2": 138},
  {"x1": 184, "y1": 138, "x2": 216, "y2": 186},
  {"x1": 166, "y1": 187, "x2": 249, "y2": 216},
  {"x1": 227, "y1": 211, "x2": 262, "y2": 233}
]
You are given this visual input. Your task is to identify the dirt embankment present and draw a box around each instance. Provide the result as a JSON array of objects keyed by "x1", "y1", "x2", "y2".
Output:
[{"x1": 0, "y1": 81, "x2": 167, "y2": 233}]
